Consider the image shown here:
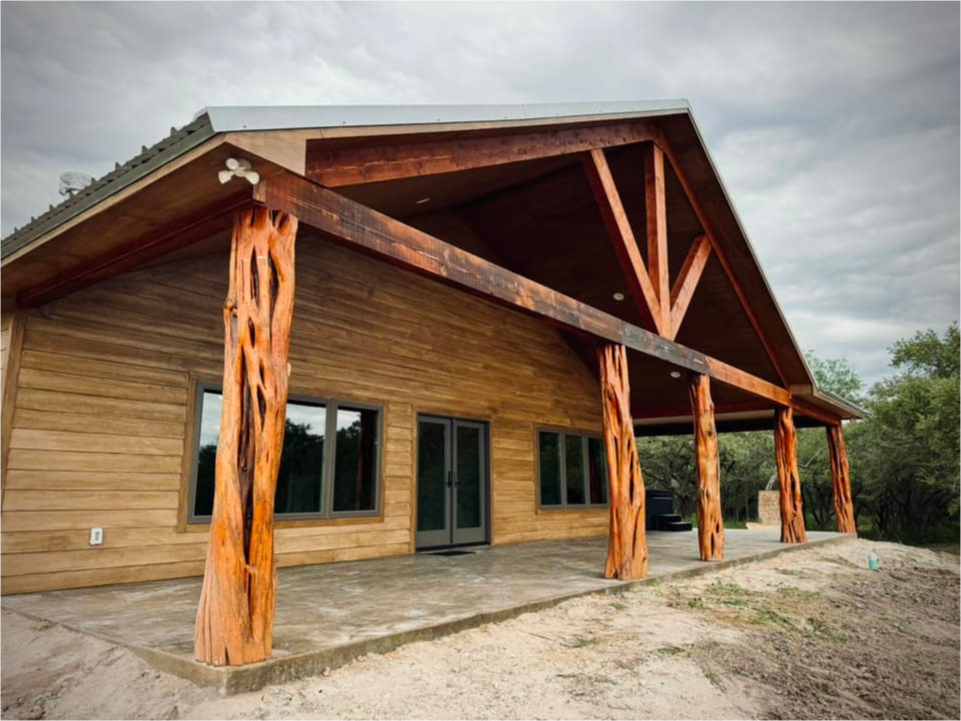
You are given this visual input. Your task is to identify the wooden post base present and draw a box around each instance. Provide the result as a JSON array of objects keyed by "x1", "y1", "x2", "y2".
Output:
[
  {"x1": 690, "y1": 374, "x2": 724, "y2": 560},
  {"x1": 774, "y1": 407, "x2": 807, "y2": 544},
  {"x1": 598, "y1": 343, "x2": 649, "y2": 580},
  {"x1": 194, "y1": 207, "x2": 298, "y2": 666}
]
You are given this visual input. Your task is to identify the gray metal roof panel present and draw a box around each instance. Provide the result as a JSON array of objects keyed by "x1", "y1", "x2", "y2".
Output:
[{"x1": 202, "y1": 100, "x2": 691, "y2": 133}]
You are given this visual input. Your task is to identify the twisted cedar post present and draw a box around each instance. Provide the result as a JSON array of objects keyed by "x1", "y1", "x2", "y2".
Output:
[
  {"x1": 689, "y1": 374, "x2": 724, "y2": 560},
  {"x1": 774, "y1": 406, "x2": 807, "y2": 544},
  {"x1": 194, "y1": 207, "x2": 298, "y2": 666},
  {"x1": 826, "y1": 424, "x2": 857, "y2": 534},
  {"x1": 598, "y1": 343, "x2": 649, "y2": 580}
]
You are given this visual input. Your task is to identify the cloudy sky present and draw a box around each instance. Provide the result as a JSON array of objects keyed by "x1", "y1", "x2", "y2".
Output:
[{"x1": 2, "y1": 2, "x2": 958, "y2": 384}]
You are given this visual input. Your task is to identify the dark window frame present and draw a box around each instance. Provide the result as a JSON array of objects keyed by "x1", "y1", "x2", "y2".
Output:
[
  {"x1": 535, "y1": 427, "x2": 609, "y2": 510},
  {"x1": 187, "y1": 380, "x2": 383, "y2": 524}
]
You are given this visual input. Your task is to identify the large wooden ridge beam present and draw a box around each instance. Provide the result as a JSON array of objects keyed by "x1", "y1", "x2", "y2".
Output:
[
  {"x1": 773, "y1": 406, "x2": 807, "y2": 544},
  {"x1": 258, "y1": 172, "x2": 790, "y2": 407},
  {"x1": 307, "y1": 121, "x2": 660, "y2": 187},
  {"x1": 598, "y1": 343, "x2": 649, "y2": 580},
  {"x1": 826, "y1": 424, "x2": 857, "y2": 534},
  {"x1": 194, "y1": 207, "x2": 298, "y2": 666},
  {"x1": 690, "y1": 374, "x2": 724, "y2": 561}
]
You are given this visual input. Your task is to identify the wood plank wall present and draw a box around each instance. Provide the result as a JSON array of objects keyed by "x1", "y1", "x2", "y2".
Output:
[{"x1": 1, "y1": 237, "x2": 608, "y2": 594}]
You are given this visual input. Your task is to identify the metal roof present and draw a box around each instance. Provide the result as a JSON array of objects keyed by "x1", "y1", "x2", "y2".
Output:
[
  {"x1": 202, "y1": 99, "x2": 690, "y2": 133},
  {"x1": 1, "y1": 101, "x2": 689, "y2": 259}
]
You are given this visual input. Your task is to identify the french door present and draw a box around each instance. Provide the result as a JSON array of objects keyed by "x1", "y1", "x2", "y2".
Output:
[{"x1": 415, "y1": 415, "x2": 488, "y2": 549}]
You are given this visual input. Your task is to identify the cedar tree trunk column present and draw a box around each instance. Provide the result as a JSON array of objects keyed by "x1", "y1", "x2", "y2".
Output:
[
  {"x1": 598, "y1": 343, "x2": 649, "y2": 580},
  {"x1": 194, "y1": 207, "x2": 298, "y2": 666},
  {"x1": 826, "y1": 424, "x2": 857, "y2": 534},
  {"x1": 774, "y1": 406, "x2": 808, "y2": 544},
  {"x1": 689, "y1": 374, "x2": 724, "y2": 560}
]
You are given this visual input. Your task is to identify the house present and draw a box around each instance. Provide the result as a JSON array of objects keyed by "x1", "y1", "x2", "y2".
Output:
[{"x1": 0, "y1": 101, "x2": 861, "y2": 663}]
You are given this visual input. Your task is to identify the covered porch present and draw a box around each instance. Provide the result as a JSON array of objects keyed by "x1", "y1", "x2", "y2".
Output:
[{"x1": 1, "y1": 529, "x2": 844, "y2": 693}]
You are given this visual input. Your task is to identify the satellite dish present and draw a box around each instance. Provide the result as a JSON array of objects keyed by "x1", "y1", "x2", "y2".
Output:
[{"x1": 59, "y1": 171, "x2": 95, "y2": 198}]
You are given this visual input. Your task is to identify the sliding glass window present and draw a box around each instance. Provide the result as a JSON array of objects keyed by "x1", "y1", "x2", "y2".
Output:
[
  {"x1": 537, "y1": 429, "x2": 609, "y2": 509},
  {"x1": 189, "y1": 384, "x2": 381, "y2": 523}
]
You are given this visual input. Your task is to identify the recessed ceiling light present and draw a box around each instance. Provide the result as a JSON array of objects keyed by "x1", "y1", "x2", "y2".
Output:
[
  {"x1": 612, "y1": 292, "x2": 625, "y2": 301},
  {"x1": 415, "y1": 197, "x2": 432, "y2": 205},
  {"x1": 670, "y1": 371, "x2": 682, "y2": 379}
]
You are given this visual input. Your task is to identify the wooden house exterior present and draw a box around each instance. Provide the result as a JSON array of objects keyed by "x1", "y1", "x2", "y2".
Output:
[{"x1": 0, "y1": 102, "x2": 861, "y2": 621}]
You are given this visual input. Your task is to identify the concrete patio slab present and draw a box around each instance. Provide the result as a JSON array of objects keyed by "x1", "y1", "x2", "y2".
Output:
[{"x1": 1, "y1": 529, "x2": 846, "y2": 693}]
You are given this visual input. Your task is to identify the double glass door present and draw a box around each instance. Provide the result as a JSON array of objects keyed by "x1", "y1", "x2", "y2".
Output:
[{"x1": 416, "y1": 416, "x2": 488, "y2": 549}]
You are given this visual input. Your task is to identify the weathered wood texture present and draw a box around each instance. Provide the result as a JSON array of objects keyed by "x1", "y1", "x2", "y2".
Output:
[
  {"x1": 826, "y1": 424, "x2": 857, "y2": 534},
  {"x1": 774, "y1": 406, "x2": 807, "y2": 544},
  {"x1": 690, "y1": 374, "x2": 723, "y2": 561},
  {"x1": 0, "y1": 236, "x2": 607, "y2": 594},
  {"x1": 193, "y1": 208, "x2": 297, "y2": 666},
  {"x1": 598, "y1": 343, "x2": 648, "y2": 580}
]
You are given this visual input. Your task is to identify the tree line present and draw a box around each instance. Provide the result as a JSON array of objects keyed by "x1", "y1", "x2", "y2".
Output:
[{"x1": 637, "y1": 323, "x2": 960, "y2": 543}]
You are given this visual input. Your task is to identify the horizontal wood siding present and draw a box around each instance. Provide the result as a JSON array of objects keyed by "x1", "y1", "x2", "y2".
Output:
[{"x1": 1, "y1": 238, "x2": 607, "y2": 594}]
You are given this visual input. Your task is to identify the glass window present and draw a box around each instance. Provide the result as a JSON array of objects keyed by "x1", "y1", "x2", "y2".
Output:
[
  {"x1": 190, "y1": 386, "x2": 380, "y2": 521},
  {"x1": 537, "y1": 429, "x2": 608, "y2": 509},
  {"x1": 588, "y1": 437, "x2": 609, "y2": 505},
  {"x1": 565, "y1": 434, "x2": 587, "y2": 505},
  {"x1": 538, "y1": 431, "x2": 562, "y2": 506},
  {"x1": 275, "y1": 402, "x2": 326, "y2": 514},
  {"x1": 332, "y1": 406, "x2": 378, "y2": 513}
]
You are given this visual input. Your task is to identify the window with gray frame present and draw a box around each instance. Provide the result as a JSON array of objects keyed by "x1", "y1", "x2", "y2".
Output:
[
  {"x1": 537, "y1": 429, "x2": 609, "y2": 508},
  {"x1": 189, "y1": 384, "x2": 382, "y2": 522}
]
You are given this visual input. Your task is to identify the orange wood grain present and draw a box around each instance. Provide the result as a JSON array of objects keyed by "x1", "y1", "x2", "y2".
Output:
[
  {"x1": 598, "y1": 343, "x2": 648, "y2": 580},
  {"x1": 690, "y1": 374, "x2": 724, "y2": 560},
  {"x1": 194, "y1": 207, "x2": 298, "y2": 666},
  {"x1": 826, "y1": 424, "x2": 857, "y2": 534},
  {"x1": 774, "y1": 406, "x2": 807, "y2": 544}
]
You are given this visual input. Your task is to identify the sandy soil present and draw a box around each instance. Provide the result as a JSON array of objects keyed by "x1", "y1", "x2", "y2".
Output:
[{"x1": 2, "y1": 538, "x2": 958, "y2": 720}]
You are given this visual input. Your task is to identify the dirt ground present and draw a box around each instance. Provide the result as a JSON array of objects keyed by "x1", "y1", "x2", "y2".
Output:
[{"x1": 2, "y1": 538, "x2": 958, "y2": 720}]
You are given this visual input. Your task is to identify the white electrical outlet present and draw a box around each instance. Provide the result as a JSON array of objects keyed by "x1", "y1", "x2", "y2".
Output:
[{"x1": 89, "y1": 528, "x2": 104, "y2": 546}]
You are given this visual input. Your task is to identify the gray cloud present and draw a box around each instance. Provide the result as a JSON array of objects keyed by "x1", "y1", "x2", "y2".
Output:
[{"x1": 2, "y1": 2, "x2": 958, "y2": 384}]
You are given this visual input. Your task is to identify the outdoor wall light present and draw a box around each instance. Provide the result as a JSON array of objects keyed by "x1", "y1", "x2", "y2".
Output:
[
  {"x1": 670, "y1": 371, "x2": 682, "y2": 379},
  {"x1": 218, "y1": 157, "x2": 260, "y2": 186}
]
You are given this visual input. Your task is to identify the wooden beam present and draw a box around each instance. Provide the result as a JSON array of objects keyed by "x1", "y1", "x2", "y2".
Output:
[
  {"x1": 774, "y1": 406, "x2": 807, "y2": 544},
  {"x1": 257, "y1": 172, "x2": 791, "y2": 407},
  {"x1": 690, "y1": 374, "x2": 724, "y2": 561},
  {"x1": 668, "y1": 234, "x2": 712, "y2": 339},
  {"x1": 581, "y1": 149, "x2": 662, "y2": 333},
  {"x1": 826, "y1": 424, "x2": 857, "y2": 534},
  {"x1": 306, "y1": 121, "x2": 660, "y2": 187},
  {"x1": 654, "y1": 137, "x2": 789, "y2": 385},
  {"x1": 598, "y1": 343, "x2": 648, "y2": 580},
  {"x1": 194, "y1": 207, "x2": 298, "y2": 666},
  {"x1": 791, "y1": 396, "x2": 842, "y2": 426},
  {"x1": 17, "y1": 193, "x2": 251, "y2": 308},
  {"x1": 644, "y1": 144, "x2": 671, "y2": 334}
]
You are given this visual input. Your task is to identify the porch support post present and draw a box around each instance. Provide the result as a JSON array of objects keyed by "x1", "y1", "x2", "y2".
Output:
[
  {"x1": 598, "y1": 342, "x2": 649, "y2": 580},
  {"x1": 774, "y1": 406, "x2": 807, "y2": 544},
  {"x1": 689, "y1": 374, "x2": 724, "y2": 560},
  {"x1": 194, "y1": 207, "x2": 298, "y2": 666},
  {"x1": 826, "y1": 424, "x2": 857, "y2": 534}
]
